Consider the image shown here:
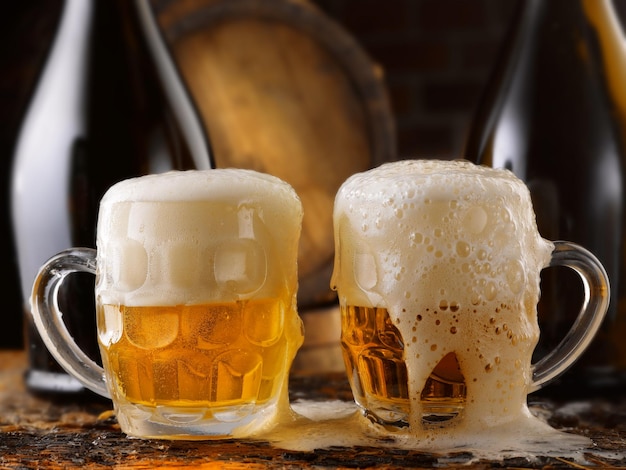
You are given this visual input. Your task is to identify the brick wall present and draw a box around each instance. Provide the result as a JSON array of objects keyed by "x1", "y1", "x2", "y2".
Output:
[{"x1": 314, "y1": 0, "x2": 626, "y2": 159}]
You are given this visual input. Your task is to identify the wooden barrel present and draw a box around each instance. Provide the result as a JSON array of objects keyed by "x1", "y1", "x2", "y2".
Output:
[{"x1": 152, "y1": 0, "x2": 396, "y2": 309}]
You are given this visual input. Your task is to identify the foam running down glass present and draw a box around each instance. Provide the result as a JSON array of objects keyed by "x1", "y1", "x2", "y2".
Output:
[{"x1": 331, "y1": 160, "x2": 610, "y2": 431}]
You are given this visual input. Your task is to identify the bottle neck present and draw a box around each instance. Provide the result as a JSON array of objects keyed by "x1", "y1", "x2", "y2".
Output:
[
  {"x1": 583, "y1": 0, "x2": 626, "y2": 118},
  {"x1": 511, "y1": 0, "x2": 625, "y2": 104},
  {"x1": 133, "y1": 0, "x2": 213, "y2": 170}
]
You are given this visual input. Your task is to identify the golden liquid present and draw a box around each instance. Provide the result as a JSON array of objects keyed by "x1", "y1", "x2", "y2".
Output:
[
  {"x1": 98, "y1": 299, "x2": 295, "y2": 408},
  {"x1": 340, "y1": 305, "x2": 466, "y2": 426}
]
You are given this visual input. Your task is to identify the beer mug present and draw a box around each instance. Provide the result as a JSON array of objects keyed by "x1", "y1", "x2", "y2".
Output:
[
  {"x1": 331, "y1": 160, "x2": 610, "y2": 432},
  {"x1": 31, "y1": 169, "x2": 304, "y2": 439}
]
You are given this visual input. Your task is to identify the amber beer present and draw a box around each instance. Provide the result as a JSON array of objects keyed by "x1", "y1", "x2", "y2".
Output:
[
  {"x1": 99, "y1": 299, "x2": 297, "y2": 409},
  {"x1": 341, "y1": 305, "x2": 467, "y2": 426},
  {"x1": 332, "y1": 160, "x2": 555, "y2": 431}
]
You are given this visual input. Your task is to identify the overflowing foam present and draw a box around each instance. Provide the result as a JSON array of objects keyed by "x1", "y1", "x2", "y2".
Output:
[
  {"x1": 247, "y1": 159, "x2": 600, "y2": 463},
  {"x1": 257, "y1": 399, "x2": 603, "y2": 464},
  {"x1": 331, "y1": 160, "x2": 555, "y2": 433},
  {"x1": 96, "y1": 169, "x2": 303, "y2": 306}
]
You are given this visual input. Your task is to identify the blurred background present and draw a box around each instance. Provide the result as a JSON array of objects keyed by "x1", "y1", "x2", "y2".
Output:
[{"x1": 2, "y1": 0, "x2": 626, "y2": 350}]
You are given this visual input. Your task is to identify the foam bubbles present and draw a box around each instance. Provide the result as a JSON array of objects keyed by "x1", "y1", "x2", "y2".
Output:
[{"x1": 456, "y1": 240, "x2": 471, "y2": 257}]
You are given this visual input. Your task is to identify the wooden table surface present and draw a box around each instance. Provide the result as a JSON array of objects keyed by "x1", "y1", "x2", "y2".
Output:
[{"x1": 1, "y1": 350, "x2": 625, "y2": 469}]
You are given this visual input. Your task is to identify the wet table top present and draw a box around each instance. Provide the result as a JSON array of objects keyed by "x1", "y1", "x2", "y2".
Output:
[{"x1": 1, "y1": 350, "x2": 625, "y2": 469}]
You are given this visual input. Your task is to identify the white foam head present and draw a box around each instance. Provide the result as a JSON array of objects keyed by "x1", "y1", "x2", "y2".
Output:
[
  {"x1": 96, "y1": 169, "x2": 303, "y2": 306},
  {"x1": 331, "y1": 159, "x2": 554, "y2": 428}
]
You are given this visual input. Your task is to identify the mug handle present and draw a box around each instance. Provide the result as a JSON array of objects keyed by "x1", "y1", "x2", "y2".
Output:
[
  {"x1": 530, "y1": 240, "x2": 610, "y2": 392},
  {"x1": 30, "y1": 247, "x2": 110, "y2": 398}
]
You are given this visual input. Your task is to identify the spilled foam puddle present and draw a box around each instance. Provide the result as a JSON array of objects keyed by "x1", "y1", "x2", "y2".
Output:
[{"x1": 255, "y1": 399, "x2": 622, "y2": 465}]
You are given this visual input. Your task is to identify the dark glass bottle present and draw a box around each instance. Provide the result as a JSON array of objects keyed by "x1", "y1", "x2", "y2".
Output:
[
  {"x1": 11, "y1": 0, "x2": 211, "y2": 397},
  {"x1": 465, "y1": 0, "x2": 626, "y2": 396}
]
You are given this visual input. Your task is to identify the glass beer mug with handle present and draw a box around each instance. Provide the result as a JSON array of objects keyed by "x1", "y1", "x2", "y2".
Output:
[
  {"x1": 332, "y1": 160, "x2": 610, "y2": 433},
  {"x1": 30, "y1": 169, "x2": 304, "y2": 440}
]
